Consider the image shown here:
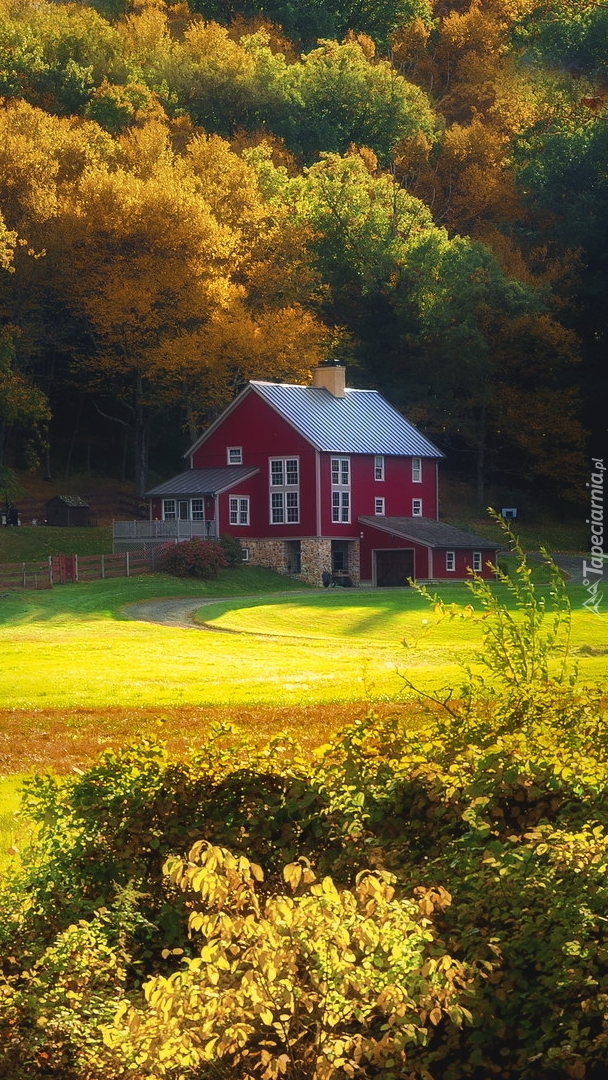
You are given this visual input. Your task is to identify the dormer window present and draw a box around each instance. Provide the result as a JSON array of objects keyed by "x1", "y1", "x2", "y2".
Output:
[{"x1": 227, "y1": 447, "x2": 242, "y2": 464}]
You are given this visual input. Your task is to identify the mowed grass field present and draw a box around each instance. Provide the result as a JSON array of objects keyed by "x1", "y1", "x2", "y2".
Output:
[{"x1": 0, "y1": 564, "x2": 606, "y2": 776}]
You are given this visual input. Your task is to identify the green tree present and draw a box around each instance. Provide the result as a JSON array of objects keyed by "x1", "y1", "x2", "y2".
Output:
[
  {"x1": 0, "y1": 0, "x2": 130, "y2": 116},
  {"x1": 267, "y1": 34, "x2": 437, "y2": 165}
]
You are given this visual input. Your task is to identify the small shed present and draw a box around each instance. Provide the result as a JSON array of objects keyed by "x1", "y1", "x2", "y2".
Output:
[{"x1": 45, "y1": 495, "x2": 90, "y2": 527}]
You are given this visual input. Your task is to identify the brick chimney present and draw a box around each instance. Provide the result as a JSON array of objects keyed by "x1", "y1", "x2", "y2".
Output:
[{"x1": 312, "y1": 360, "x2": 346, "y2": 398}]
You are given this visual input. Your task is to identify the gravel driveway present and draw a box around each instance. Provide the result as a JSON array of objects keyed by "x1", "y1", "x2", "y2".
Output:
[
  {"x1": 123, "y1": 597, "x2": 216, "y2": 629},
  {"x1": 123, "y1": 556, "x2": 585, "y2": 631}
]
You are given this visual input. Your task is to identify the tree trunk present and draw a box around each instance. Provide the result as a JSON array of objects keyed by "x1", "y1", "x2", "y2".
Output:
[
  {"x1": 133, "y1": 372, "x2": 149, "y2": 500},
  {"x1": 475, "y1": 400, "x2": 487, "y2": 508},
  {"x1": 65, "y1": 395, "x2": 84, "y2": 480},
  {"x1": 184, "y1": 389, "x2": 198, "y2": 444}
]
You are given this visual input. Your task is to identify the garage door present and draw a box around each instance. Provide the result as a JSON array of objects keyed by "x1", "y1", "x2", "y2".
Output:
[{"x1": 374, "y1": 549, "x2": 414, "y2": 587}]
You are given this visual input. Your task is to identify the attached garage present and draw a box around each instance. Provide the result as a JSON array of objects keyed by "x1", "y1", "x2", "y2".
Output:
[
  {"x1": 374, "y1": 548, "x2": 414, "y2": 587},
  {"x1": 359, "y1": 516, "x2": 500, "y2": 584}
]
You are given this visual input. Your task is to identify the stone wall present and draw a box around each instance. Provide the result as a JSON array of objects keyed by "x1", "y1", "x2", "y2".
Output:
[{"x1": 242, "y1": 537, "x2": 361, "y2": 587}]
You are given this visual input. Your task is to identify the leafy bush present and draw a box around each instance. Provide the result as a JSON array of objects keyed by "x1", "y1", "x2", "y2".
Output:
[
  {"x1": 104, "y1": 845, "x2": 474, "y2": 1079},
  {"x1": 219, "y1": 532, "x2": 243, "y2": 568},
  {"x1": 157, "y1": 538, "x2": 227, "y2": 578}
]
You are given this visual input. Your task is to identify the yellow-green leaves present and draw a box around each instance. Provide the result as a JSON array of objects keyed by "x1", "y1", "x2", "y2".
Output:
[{"x1": 104, "y1": 841, "x2": 472, "y2": 1078}]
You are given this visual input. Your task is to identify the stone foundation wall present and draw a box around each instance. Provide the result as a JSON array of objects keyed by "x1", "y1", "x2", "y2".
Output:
[
  {"x1": 242, "y1": 539, "x2": 291, "y2": 576},
  {"x1": 300, "y1": 538, "x2": 332, "y2": 586},
  {"x1": 242, "y1": 537, "x2": 360, "y2": 587},
  {"x1": 345, "y1": 539, "x2": 361, "y2": 586}
]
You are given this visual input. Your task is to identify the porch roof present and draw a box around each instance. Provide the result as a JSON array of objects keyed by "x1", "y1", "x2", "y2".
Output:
[{"x1": 146, "y1": 466, "x2": 259, "y2": 498}]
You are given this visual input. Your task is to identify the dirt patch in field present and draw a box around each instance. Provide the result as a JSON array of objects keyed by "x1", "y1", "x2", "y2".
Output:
[{"x1": 0, "y1": 701, "x2": 421, "y2": 774}]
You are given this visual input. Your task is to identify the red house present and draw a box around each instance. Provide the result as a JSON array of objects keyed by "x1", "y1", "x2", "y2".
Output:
[{"x1": 140, "y1": 362, "x2": 498, "y2": 586}]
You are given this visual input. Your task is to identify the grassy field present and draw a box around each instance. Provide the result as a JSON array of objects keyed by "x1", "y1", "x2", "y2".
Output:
[
  {"x1": 0, "y1": 566, "x2": 606, "y2": 772},
  {"x1": 0, "y1": 561, "x2": 606, "y2": 866}
]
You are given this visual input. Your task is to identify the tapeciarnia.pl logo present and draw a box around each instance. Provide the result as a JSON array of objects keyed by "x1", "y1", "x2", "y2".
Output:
[{"x1": 582, "y1": 457, "x2": 605, "y2": 616}]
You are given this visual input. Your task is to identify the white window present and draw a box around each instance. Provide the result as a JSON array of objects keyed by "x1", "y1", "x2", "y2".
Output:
[
  {"x1": 374, "y1": 455, "x2": 384, "y2": 481},
  {"x1": 331, "y1": 457, "x2": 350, "y2": 522},
  {"x1": 227, "y1": 447, "x2": 242, "y2": 464},
  {"x1": 331, "y1": 457, "x2": 350, "y2": 486},
  {"x1": 270, "y1": 457, "x2": 299, "y2": 524},
  {"x1": 473, "y1": 551, "x2": 482, "y2": 573},
  {"x1": 374, "y1": 497, "x2": 385, "y2": 515},
  {"x1": 191, "y1": 499, "x2": 204, "y2": 521},
  {"x1": 241, "y1": 547, "x2": 249, "y2": 562},
  {"x1": 412, "y1": 457, "x2": 422, "y2": 483},
  {"x1": 332, "y1": 490, "x2": 350, "y2": 523},
  {"x1": 163, "y1": 499, "x2": 176, "y2": 520},
  {"x1": 229, "y1": 496, "x2": 249, "y2": 525},
  {"x1": 412, "y1": 498, "x2": 423, "y2": 517},
  {"x1": 270, "y1": 457, "x2": 299, "y2": 486},
  {"x1": 446, "y1": 551, "x2": 455, "y2": 572},
  {"x1": 271, "y1": 491, "x2": 300, "y2": 524}
]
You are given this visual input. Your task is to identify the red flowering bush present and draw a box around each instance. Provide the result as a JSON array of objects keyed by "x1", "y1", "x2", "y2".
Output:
[{"x1": 157, "y1": 538, "x2": 227, "y2": 578}]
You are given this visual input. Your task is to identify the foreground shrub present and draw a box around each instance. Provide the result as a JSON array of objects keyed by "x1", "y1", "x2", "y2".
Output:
[
  {"x1": 103, "y1": 844, "x2": 474, "y2": 1079},
  {"x1": 157, "y1": 538, "x2": 227, "y2": 578}
]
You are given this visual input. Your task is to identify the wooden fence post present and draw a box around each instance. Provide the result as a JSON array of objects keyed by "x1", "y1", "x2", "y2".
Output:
[{"x1": 48, "y1": 556, "x2": 53, "y2": 588}]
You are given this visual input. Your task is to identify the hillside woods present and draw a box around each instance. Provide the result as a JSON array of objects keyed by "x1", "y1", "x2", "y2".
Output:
[{"x1": 0, "y1": 0, "x2": 604, "y2": 505}]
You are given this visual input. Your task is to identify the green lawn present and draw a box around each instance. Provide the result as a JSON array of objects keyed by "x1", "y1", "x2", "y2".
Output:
[
  {"x1": 0, "y1": 571, "x2": 606, "y2": 712},
  {"x1": 0, "y1": 525, "x2": 113, "y2": 562}
]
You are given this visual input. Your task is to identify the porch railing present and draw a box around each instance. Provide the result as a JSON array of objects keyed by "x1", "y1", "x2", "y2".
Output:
[{"x1": 112, "y1": 520, "x2": 216, "y2": 541}]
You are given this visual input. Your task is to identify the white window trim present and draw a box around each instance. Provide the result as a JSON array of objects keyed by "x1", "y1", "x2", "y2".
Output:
[
  {"x1": 191, "y1": 498, "x2": 204, "y2": 521},
  {"x1": 241, "y1": 546, "x2": 250, "y2": 562},
  {"x1": 332, "y1": 490, "x2": 350, "y2": 524},
  {"x1": 331, "y1": 456, "x2": 350, "y2": 487},
  {"x1": 374, "y1": 455, "x2": 384, "y2": 481},
  {"x1": 162, "y1": 499, "x2": 176, "y2": 521},
  {"x1": 446, "y1": 550, "x2": 455, "y2": 572},
  {"x1": 412, "y1": 456, "x2": 422, "y2": 483},
  {"x1": 229, "y1": 495, "x2": 250, "y2": 526},
  {"x1": 227, "y1": 447, "x2": 243, "y2": 464},
  {"x1": 374, "y1": 497, "x2": 385, "y2": 516},
  {"x1": 269, "y1": 457, "x2": 300, "y2": 524},
  {"x1": 331, "y1": 456, "x2": 351, "y2": 523},
  {"x1": 412, "y1": 498, "x2": 423, "y2": 517},
  {"x1": 473, "y1": 551, "x2": 482, "y2": 573}
]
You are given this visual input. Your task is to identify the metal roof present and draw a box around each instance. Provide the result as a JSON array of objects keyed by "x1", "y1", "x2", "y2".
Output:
[
  {"x1": 146, "y1": 466, "x2": 259, "y2": 498},
  {"x1": 359, "y1": 516, "x2": 499, "y2": 549},
  {"x1": 250, "y1": 382, "x2": 444, "y2": 457},
  {"x1": 46, "y1": 495, "x2": 89, "y2": 507}
]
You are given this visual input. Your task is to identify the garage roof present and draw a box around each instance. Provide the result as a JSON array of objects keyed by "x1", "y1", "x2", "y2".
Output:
[{"x1": 359, "y1": 516, "x2": 499, "y2": 549}]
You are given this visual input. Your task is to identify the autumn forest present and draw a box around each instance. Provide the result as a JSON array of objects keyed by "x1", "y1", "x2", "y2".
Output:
[{"x1": 0, "y1": 0, "x2": 605, "y2": 502}]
